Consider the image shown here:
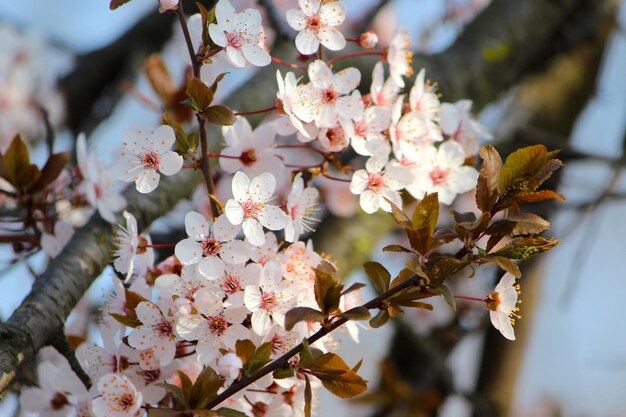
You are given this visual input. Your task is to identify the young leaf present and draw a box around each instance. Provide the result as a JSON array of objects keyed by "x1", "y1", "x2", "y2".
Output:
[
  {"x1": 148, "y1": 410, "x2": 185, "y2": 417},
  {"x1": 363, "y1": 262, "x2": 390, "y2": 294},
  {"x1": 145, "y1": 54, "x2": 175, "y2": 103},
  {"x1": 110, "y1": 0, "x2": 133, "y2": 10},
  {"x1": 186, "y1": 77, "x2": 214, "y2": 112},
  {"x1": 382, "y1": 244, "x2": 413, "y2": 253},
  {"x1": 491, "y1": 236, "x2": 559, "y2": 260},
  {"x1": 202, "y1": 105, "x2": 236, "y2": 126},
  {"x1": 369, "y1": 310, "x2": 389, "y2": 328},
  {"x1": 507, "y1": 213, "x2": 550, "y2": 235},
  {"x1": 411, "y1": 193, "x2": 439, "y2": 233},
  {"x1": 386, "y1": 197, "x2": 412, "y2": 229},
  {"x1": 499, "y1": 145, "x2": 547, "y2": 193},
  {"x1": 28, "y1": 152, "x2": 70, "y2": 193},
  {"x1": 476, "y1": 145, "x2": 502, "y2": 212},
  {"x1": 490, "y1": 256, "x2": 522, "y2": 278},
  {"x1": 513, "y1": 190, "x2": 565, "y2": 205},
  {"x1": 285, "y1": 307, "x2": 325, "y2": 331},
  {"x1": 430, "y1": 285, "x2": 456, "y2": 311},
  {"x1": 235, "y1": 339, "x2": 256, "y2": 366},
  {"x1": 155, "y1": 383, "x2": 187, "y2": 409},
  {"x1": 307, "y1": 353, "x2": 367, "y2": 399},
  {"x1": 215, "y1": 408, "x2": 248, "y2": 417},
  {"x1": 304, "y1": 375, "x2": 312, "y2": 417},
  {"x1": 341, "y1": 306, "x2": 371, "y2": 321},
  {"x1": 189, "y1": 367, "x2": 224, "y2": 409},
  {"x1": 313, "y1": 261, "x2": 343, "y2": 314},
  {"x1": 109, "y1": 313, "x2": 141, "y2": 328},
  {"x1": 1, "y1": 135, "x2": 41, "y2": 191},
  {"x1": 273, "y1": 368, "x2": 295, "y2": 379},
  {"x1": 340, "y1": 282, "x2": 366, "y2": 297},
  {"x1": 244, "y1": 342, "x2": 273, "y2": 376}
]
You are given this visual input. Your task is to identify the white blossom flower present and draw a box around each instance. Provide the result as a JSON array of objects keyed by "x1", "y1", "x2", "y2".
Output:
[
  {"x1": 293, "y1": 60, "x2": 363, "y2": 128},
  {"x1": 77, "y1": 134, "x2": 126, "y2": 223},
  {"x1": 244, "y1": 260, "x2": 297, "y2": 336},
  {"x1": 274, "y1": 70, "x2": 318, "y2": 140},
  {"x1": 487, "y1": 274, "x2": 519, "y2": 341},
  {"x1": 92, "y1": 373, "x2": 142, "y2": 417},
  {"x1": 208, "y1": 0, "x2": 271, "y2": 68},
  {"x1": 176, "y1": 288, "x2": 249, "y2": 363},
  {"x1": 409, "y1": 69, "x2": 440, "y2": 117},
  {"x1": 40, "y1": 219, "x2": 74, "y2": 258},
  {"x1": 317, "y1": 123, "x2": 350, "y2": 152},
  {"x1": 249, "y1": 232, "x2": 279, "y2": 265},
  {"x1": 211, "y1": 263, "x2": 258, "y2": 307},
  {"x1": 20, "y1": 347, "x2": 88, "y2": 417},
  {"x1": 339, "y1": 286, "x2": 365, "y2": 343},
  {"x1": 128, "y1": 301, "x2": 177, "y2": 367},
  {"x1": 281, "y1": 241, "x2": 321, "y2": 290},
  {"x1": 370, "y1": 62, "x2": 401, "y2": 107},
  {"x1": 175, "y1": 211, "x2": 250, "y2": 279},
  {"x1": 286, "y1": 0, "x2": 347, "y2": 55},
  {"x1": 439, "y1": 100, "x2": 492, "y2": 157},
  {"x1": 113, "y1": 211, "x2": 154, "y2": 283},
  {"x1": 115, "y1": 125, "x2": 183, "y2": 194},
  {"x1": 388, "y1": 97, "x2": 433, "y2": 162},
  {"x1": 224, "y1": 171, "x2": 289, "y2": 246},
  {"x1": 217, "y1": 353, "x2": 243, "y2": 380},
  {"x1": 285, "y1": 173, "x2": 319, "y2": 243},
  {"x1": 350, "y1": 146, "x2": 413, "y2": 213},
  {"x1": 386, "y1": 30, "x2": 413, "y2": 87},
  {"x1": 406, "y1": 141, "x2": 478, "y2": 205},
  {"x1": 344, "y1": 105, "x2": 391, "y2": 156},
  {"x1": 220, "y1": 118, "x2": 284, "y2": 177},
  {"x1": 154, "y1": 265, "x2": 209, "y2": 316}
]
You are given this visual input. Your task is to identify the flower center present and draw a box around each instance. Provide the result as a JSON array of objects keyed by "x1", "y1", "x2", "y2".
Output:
[
  {"x1": 51, "y1": 392, "x2": 69, "y2": 410},
  {"x1": 306, "y1": 15, "x2": 322, "y2": 31},
  {"x1": 367, "y1": 173, "x2": 384, "y2": 191},
  {"x1": 221, "y1": 274, "x2": 242, "y2": 294},
  {"x1": 137, "y1": 236, "x2": 148, "y2": 255},
  {"x1": 485, "y1": 291, "x2": 501, "y2": 312},
  {"x1": 143, "y1": 369, "x2": 161, "y2": 384},
  {"x1": 155, "y1": 319, "x2": 173, "y2": 338},
  {"x1": 324, "y1": 127, "x2": 347, "y2": 149},
  {"x1": 242, "y1": 200, "x2": 262, "y2": 219},
  {"x1": 141, "y1": 151, "x2": 161, "y2": 171},
  {"x1": 260, "y1": 291, "x2": 277, "y2": 313},
  {"x1": 429, "y1": 167, "x2": 448, "y2": 186},
  {"x1": 207, "y1": 315, "x2": 228, "y2": 336},
  {"x1": 226, "y1": 31, "x2": 244, "y2": 48},
  {"x1": 240, "y1": 148, "x2": 257, "y2": 167},
  {"x1": 117, "y1": 393, "x2": 136, "y2": 411},
  {"x1": 353, "y1": 120, "x2": 368, "y2": 138},
  {"x1": 202, "y1": 238, "x2": 221, "y2": 257},
  {"x1": 323, "y1": 88, "x2": 337, "y2": 104},
  {"x1": 271, "y1": 334, "x2": 286, "y2": 354}
]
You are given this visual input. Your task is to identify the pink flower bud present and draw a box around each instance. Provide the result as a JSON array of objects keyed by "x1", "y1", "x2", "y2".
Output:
[
  {"x1": 159, "y1": 0, "x2": 178, "y2": 13},
  {"x1": 357, "y1": 31, "x2": 379, "y2": 50}
]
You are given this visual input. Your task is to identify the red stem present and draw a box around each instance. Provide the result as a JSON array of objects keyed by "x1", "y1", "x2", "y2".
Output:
[
  {"x1": 454, "y1": 295, "x2": 488, "y2": 303},
  {"x1": 322, "y1": 172, "x2": 351, "y2": 183},
  {"x1": 233, "y1": 105, "x2": 277, "y2": 116},
  {"x1": 326, "y1": 51, "x2": 384, "y2": 66},
  {"x1": 272, "y1": 57, "x2": 307, "y2": 71}
]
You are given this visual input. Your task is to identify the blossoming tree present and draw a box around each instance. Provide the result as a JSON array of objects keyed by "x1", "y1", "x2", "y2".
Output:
[{"x1": 0, "y1": 0, "x2": 574, "y2": 416}]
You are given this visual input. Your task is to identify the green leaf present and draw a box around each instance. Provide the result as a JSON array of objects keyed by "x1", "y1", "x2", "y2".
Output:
[
  {"x1": 285, "y1": 307, "x2": 325, "y2": 331},
  {"x1": 341, "y1": 306, "x2": 371, "y2": 321},
  {"x1": 412, "y1": 193, "x2": 439, "y2": 233},
  {"x1": 386, "y1": 197, "x2": 412, "y2": 229},
  {"x1": 215, "y1": 408, "x2": 248, "y2": 417},
  {"x1": 369, "y1": 310, "x2": 389, "y2": 328},
  {"x1": 273, "y1": 368, "x2": 295, "y2": 379},
  {"x1": 235, "y1": 339, "x2": 256, "y2": 367},
  {"x1": 490, "y1": 256, "x2": 522, "y2": 278},
  {"x1": 382, "y1": 244, "x2": 413, "y2": 253},
  {"x1": 389, "y1": 267, "x2": 418, "y2": 290},
  {"x1": 186, "y1": 77, "x2": 215, "y2": 111},
  {"x1": 299, "y1": 338, "x2": 322, "y2": 368},
  {"x1": 340, "y1": 282, "x2": 366, "y2": 297},
  {"x1": 202, "y1": 105, "x2": 236, "y2": 126},
  {"x1": 475, "y1": 145, "x2": 502, "y2": 212},
  {"x1": 499, "y1": 145, "x2": 547, "y2": 193},
  {"x1": 189, "y1": 367, "x2": 224, "y2": 409},
  {"x1": 155, "y1": 383, "x2": 187, "y2": 408},
  {"x1": 244, "y1": 342, "x2": 273, "y2": 376},
  {"x1": 209, "y1": 73, "x2": 227, "y2": 95},
  {"x1": 308, "y1": 353, "x2": 367, "y2": 399},
  {"x1": 304, "y1": 375, "x2": 312, "y2": 417},
  {"x1": 363, "y1": 262, "x2": 390, "y2": 294},
  {"x1": 110, "y1": 0, "x2": 133, "y2": 10},
  {"x1": 313, "y1": 261, "x2": 342, "y2": 314}
]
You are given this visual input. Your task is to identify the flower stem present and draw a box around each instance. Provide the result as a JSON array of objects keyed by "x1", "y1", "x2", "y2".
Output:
[
  {"x1": 454, "y1": 295, "x2": 488, "y2": 303},
  {"x1": 271, "y1": 57, "x2": 307, "y2": 71},
  {"x1": 233, "y1": 105, "x2": 277, "y2": 116},
  {"x1": 326, "y1": 51, "x2": 384, "y2": 66}
]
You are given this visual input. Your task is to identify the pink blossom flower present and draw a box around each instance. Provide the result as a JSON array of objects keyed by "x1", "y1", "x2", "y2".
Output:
[
  {"x1": 92, "y1": 373, "x2": 142, "y2": 417},
  {"x1": 128, "y1": 301, "x2": 177, "y2": 367},
  {"x1": 274, "y1": 70, "x2": 318, "y2": 140},
  {"x1": 370, "y1": 62, "x2": 401, "y2": 107},
  {"x1": 439, "y1": 99, "x2": 492, "y2": 157},
  {"x1": 175, "y1": 211, "x2": 250, "y2": 279},
  {"x1": 487, "y1": 274, "x2": 519, "y2": 341},
  {"x1": 220, "y1": 118, "x2": 284, "y2": 177},
  {"x1": 293, "y1": 60, "x2": 363, "y2": 128},
  {"x1": 344, "y1": 105, "x2": 391, "y2": 156},
  {"x1": 386, "y1": 30, "x2": 413, "y2": 87},
  {"x1": 208, "y1": 0, "x2": 271, "y2": 67},
  {"x1": 113, "y1": 211, "x2": 154, "y2": 283},
  {"x1": 115, "y1": 125, "x2": 183, "y2": 194},
  {"x1": 285, "y1": 173, "x2": 319, "y2": 243},
  {"x1": 224, "y1": 171, "x2": 289, "y2": 246},
  {"x1": 286, "y1": 0, "x2": 347, "y2": 55}
]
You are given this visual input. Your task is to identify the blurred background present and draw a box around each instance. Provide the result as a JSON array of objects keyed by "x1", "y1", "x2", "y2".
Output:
[{"x1": 0, "y1": 0, "x2": 625, "y2": 416}]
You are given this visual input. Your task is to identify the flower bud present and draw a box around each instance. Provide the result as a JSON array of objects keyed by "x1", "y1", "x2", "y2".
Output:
[
  {"x1": 217, "y1": 353, "x2": 243, "y2": 379},
  {"x1": 159, "y1": 0, "x2": 178, "y2": 13},
  {"x1": 357, "y1": 31, "x2": 379, "y2": 50}
]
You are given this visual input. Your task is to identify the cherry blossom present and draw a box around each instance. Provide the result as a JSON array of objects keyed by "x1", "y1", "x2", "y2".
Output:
[
  {"x1": 350, "y1": 146, "x2": 413, "y2": 213},
  {"x1": 344, "y1": 104, "x2": 391, "y2": 156},
  {"x1": 281, "y1": 241, "x2": 321, "y2": 289},
  {"x1": 211, "y1": 262, "x2": 258, "y2": 307},
  {"x1": 285, "y1": 173, "x2": 319, "y2": 242},
  {"x1": 294, "y1": 60, "x2": 363, "y2": 128},
  {"x1": 154, "y1": 265, "x2": 209, "y2": 315},
  {"x1": 128, "y1": 301, "x2": 177, "y2": 367},
  {"x1": 439, "y1": 99, "x2": 492, "y2": 157},
  {"x1": 386, "y1": 30, "x2": 413, "y2": 87},
  {"x1": 370, "y1": 62, "x2": 401, "y2": 108},
  {"x1": 208, "y1": 0, "x2": 271, "y2": 68},
  {"x1": 388, "y1": 97, "x2": 433, "y2": 162},
  {"x1": 113, "y1": 211, "x2": 154, "y2": 282},
  {"x1": 220, "y1": 118, "x2": 284, "y2": 177},
  {"x1": 158, "y1": 0, "x2": 177, "y2": 13},
  {"x1": 274, "y1": 70, "x2": 318, "y2": 141},
  {"x1": 115, "y1": 125, "x2": 183, "y2": 194},
  {"x1": 224, "y1": 171, "x2": 289, "y2": 246},
  {"x1": 357, "y1": 31, "x2": 378, "y2": 50},
  {"x1": 249, "y1": 232, "x2": 279, "y2": 265},
  {"x1": 92, "y1": 373, "x2": 142, "y2": 417},
  {"x1": 19, "y1": 347, "x2": 88, "y2": 417},
  {"x1": 76, "y1": 134, "x2": 126, "y2": 223},
  {"x1": 217, "y1": 352, "x2": 244, "y2": 380},
  {"x1": 244, "y1": 260, "x2": 297, "y2": 335},
  {"x1": 409, "y1": 69, "x2": 440, "y2": 117},
  {"x1": 175, "y1": 211, "x2": 250, "y2": 279},
  {"x1": 406, "y1": 141, "x2": 478, "y2": 205},
  {"x1": 40, "y1": 219, "x2": 74, "y2": 258},
  {"x1": 176, "y1": 288, "x2": 249, "y2": 363},
  {"x1": 286, "y1": 0, "x2": 347, "y2": 55},
  {"x1": 487, "y1": 274, "x2": 519, "y2": 341}
]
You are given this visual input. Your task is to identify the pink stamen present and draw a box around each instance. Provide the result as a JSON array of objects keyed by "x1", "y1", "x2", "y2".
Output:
[
  {"x1": 141, "y1": 151, "x2": 161, "y2": 171},
  {"x1": 367, "y1": 173, "x2": 384, "y2": 191},
  {"x1": 429, "y1": 167, "x2": 448, "y2": 186}
]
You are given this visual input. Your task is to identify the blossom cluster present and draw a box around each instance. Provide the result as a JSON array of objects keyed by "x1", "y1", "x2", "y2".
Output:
[{"x1": 15, "y1": 1, "x2": 522, "y2": 417}]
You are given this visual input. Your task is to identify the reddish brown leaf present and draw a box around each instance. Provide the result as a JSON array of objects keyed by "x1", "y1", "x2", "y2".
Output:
[{"x1": 476, "y1": 145, "x2": 502, "y2": 212}]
